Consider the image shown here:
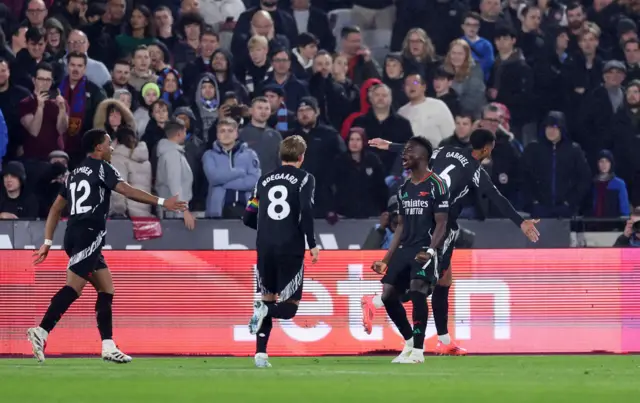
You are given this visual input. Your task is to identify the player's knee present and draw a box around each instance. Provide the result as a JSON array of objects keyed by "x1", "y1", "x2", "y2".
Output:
[
  {"x1": 409, "y1": 279, "x2": 429, "y2": 294},
  {"x1": 262, "y1": 293, "x2": 277, "y2": 302},
  {"x1": 380, "y1": 286, "x2": 397, "y2": 304}
]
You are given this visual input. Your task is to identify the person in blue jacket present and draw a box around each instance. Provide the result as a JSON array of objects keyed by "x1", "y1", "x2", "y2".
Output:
[
  {"x1": 0, "y1": 108, "x2": 7, "y2": 169},
  {"x1": 202, "y1": 117, "x2": 261, "y2": 218},
  {"x1": 461, "y1": 12, "x2": 494, "y2": 81},
  {"x1": 591, "y1": 149, "x2": 631, "y2": 217}
]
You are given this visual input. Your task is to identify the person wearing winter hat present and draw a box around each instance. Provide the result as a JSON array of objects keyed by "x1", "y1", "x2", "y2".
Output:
[
  {"x1": 133, "y1": 82, "x2": 160, "y2": 138},
  {"x1": 113, "y1": 88, "x2": 132, "y2": 110},
  {"x1": 157, "y1": 66, "x2": 188, "y2": 110},
  {"x1": 591, "y1": 149, "x2": 630, "y2": 217},
  {"x1": 192, "y1": 73, "x2": 220, "y2": 140},
  {"x1": 44, "y1": 18, "x2": 66, "y2": 61},
  {"x1": 0, "y1": 161, "x2": 39, "y2": 219}
]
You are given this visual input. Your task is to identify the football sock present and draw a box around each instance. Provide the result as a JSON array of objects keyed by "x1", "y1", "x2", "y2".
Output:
[
  {"x1": 95, "y1": 292, "x2": 114, "y2": 340},
  {"x1": 383, "y1": 296, "x2": 413, "y2": 340},
  {"x1": 256, "y1": 301, "x2": 275, "y2": 354},
  {"x1": 399, "y1": 292, "x2": 411, "y2": 304},
  {"x1": 39, "y1": 286, "x2": 79, "y2": 333},
  {"x1": 372, "y1": 294, "x2": 384, "y2": 309},
  {"x1": 432, "y1": 285, "x2": 450, "y2": 339},
  {"x1": 267, "y1": 301, "x2": 298, "y2": 320},
  {"x1": 409, "y1": 290, "x2": 429, "y2": 349}
]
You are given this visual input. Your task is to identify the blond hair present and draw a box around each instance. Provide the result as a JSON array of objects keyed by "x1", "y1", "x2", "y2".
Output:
[
  {"x1": 248, "y1": 35, "x2": 268, "y2": 50},
  {"x1": 402, "y1": 28, "x2": 436, "y2": 62},
  {"x1": 280, "y1": 135, "x2": 307, "y2": 162}
]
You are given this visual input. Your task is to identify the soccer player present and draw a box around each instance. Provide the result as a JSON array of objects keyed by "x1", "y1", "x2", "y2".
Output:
[
  {"x1": 362, "y1": 129, "x2": 540, "y2": 356},
  {"x1": 27, "y1": 127, "x2": 188, "y2": 363},
  {"x1": 370, "y1": 136, "x2": 449, "y2": 364},
  {"x1": 243, "y1": 135, "x2": 320, "y2": 368}
]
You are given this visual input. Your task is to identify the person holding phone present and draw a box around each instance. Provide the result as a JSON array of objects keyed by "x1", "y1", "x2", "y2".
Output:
[{"x1": 614, "y1": 208, "x2": 640, "y2": 247}]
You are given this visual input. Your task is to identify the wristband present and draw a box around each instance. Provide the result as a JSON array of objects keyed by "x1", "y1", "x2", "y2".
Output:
[
  {"x1": 44, "y1": 239, "x2": 53, "y2": 246},
  {"x1": 426, "y1": 248, "x2": 436, "y2": 257},
  {"x1": 157, "y1": 197, "x2": 165, "y2": 207}
]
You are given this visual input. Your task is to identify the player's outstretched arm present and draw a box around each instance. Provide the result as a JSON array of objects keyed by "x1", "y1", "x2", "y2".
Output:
[
  {"x1": 33, "y1": 195, "x2": 67, "y2": 265},
  {"x1": 368, "y1": 138, "x2": 404, "y2": 153},
  {"x1": 114, "y1": 182, "x2": 187, "y2": 212}
]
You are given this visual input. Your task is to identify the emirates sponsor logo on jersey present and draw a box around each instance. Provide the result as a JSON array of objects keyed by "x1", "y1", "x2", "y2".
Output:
[{"x1": 403, "y1": 199, "x2": 429, "y2": 215}]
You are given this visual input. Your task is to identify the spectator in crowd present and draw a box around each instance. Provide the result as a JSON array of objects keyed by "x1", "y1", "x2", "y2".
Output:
[
  {"x1": 84, "y1": 2, "x2": 106, "y2": 25},
  {"x1": 115, "y1": 5, "x2": 156, "y2": 58},
  {"x1": 518, "y1": 5, "x2": 546, "y2": 66},
  {"x1": 263, "y1": 48, "x2": 309, "y2": 111},
  {"x1": 35, "y1": 150, "x2": 69, "y2": 218},
  {"x1": 103, "y1": 59, "x2": 137, "y2": 100},
  {"x1": 479, "y1": 0, "x2": 516, "y2": 45},
  {"x1": 439, "y1": 112, "x2": 475, "y2": 148},
  {"x1": 611, "y1": 81, "x2": 640, "y2": 207},
  {"x1": 154, "y1": 6, "x2": 179, "y2": 50},
  {"x1": 58, "y1": 52, "x2": 107, "y2": 166},
  {"x1": 444, "y1": 39, "x2": 487, "y2": 118},
  {"x1": 173, "y1": 106, "x2": 207, "y2": 212},
  {"x1": 0, "y1": 109, "x2": 6, "y2": 167},
  {"x1": 181, "y1": 0, "x2": 200, "y2": 14},
  {"x1": 109, "y1": 126, "x2": 152, "y2": 218},
  {"x1": 362, "y1": 202, "x2": 399, "y2": 250},
  {"x1": 192, "y1": 73, "x2": 220, "y2": 144},
  {"x1": 339, "y1": 26, "x2": 381, "y2": 86},
  {"x1": 113, "y1": 87, "x2": 132, "y2": 110},
  {"x1": 25, "y1": 0, "x2": 48, "y2": 29},
  {"x1": 148, "y1": 41, "x2": 170, "y2": 73},
  {"x1": 93, "y1": 98, "x2": 135, "y2": 137},
  {"x1": 622, "y1": 38, "x2": 640, "y2": 83},
  {"x1": 182, "y1": 27, "x2": 219, "y2": 96},
  {"x1": 398, "y1": 73, "x2": 455, "y2": 147},
  {"x1": 55, "y1": 29, "x2": 110, "y2": 87},
  {"x1": 0, "y1": 161, "x2": 38, "y2": 219},
  {"x1": 173, "y1": 12, "x2": 204, "y2": 70},
  {"x1": 142, "y1": 98, "x2": 172, "y2": 173},
  {"x1": 234, "y1": 0, "x2": 298, "y2": 47},
  {"x1": 382, "y1": 52, "x2": 407, "y2": 111},
  {"x1": 263, "y1": 84, "x2": 295, "y2": 133},
  {"x1": 128, "y1": 45, "x2": 158, "y2": 92},
  {"x1": 286, "y1": 96, "x2": 345, "y2": 220},
  {"x1": 488, "y1": 26, "x2": 535, "y2": 144},
  {"x1": 590, "y1": 149, "x2": 630, "y2": 218},
  {"x1": 156, "y1": 118, "x2": 196, "y2": 229},
  {"x1": 614, "y1": 209, "x2": 640, "y2": 247},
  {"x1": 0, "y1": 58, "x2": 30, "y2": 160},
  {"x1": 332, "y1": 127, "x2": 387, "y2": 219},
  {"x1": 534, "y1": 26, "x2": 572, "y2": 120},
  {"x1": 565, "y1": 2, "x2": 587, "y2": 54},
  {"x1": 157, "y1": 66, "x2": 188, "y2": 110},
  {"x1": 213, "y1": 91, "x2": 250, "y2": 138},
  {"x1": 50, "y1": 0, "x2": 86, "y2": 33},
  {"x1": 202, "y1": 117, "x2": 261, "y2": 218},
  {"x1": 133, "y1": 82, "x2": 160, "y2": 138},
  {"x1": 538, "y1": 0, "x2": 567, "y2": 32},
  {"x1": 82, "y1": 0, "x2": 126, "y2": 70},
  {"x1": 11, "y1": 27, "x2": 49, "y2": 91},
  {"x1": 522, "y1": 111, "x2": 591, "y2": 218},
  {"x1": 461, "y1": 12, "x2": 494, "y2": 81},
  {"x1": 290, "y1": 0, "x2": 335, "y2": 52},
  {"x1": 309, "y1": 50, "x2": 356, "y2": 130},
  {"x1": 400, "y1": 28, "x2": 441, "y2": 87},
  {"x1": 19, "y1": 62, "x2": 67, "y2": 162},
  {"x1": 291, "y1": 32, "x2": 318, "y2": 80},
  {"x1": 44, "y1": 18, "x2": 65, "y2": 61},
  {"x1": 231, "y1": 10, "x2": 290, "y2": 71},
  {"x1": 433, "y1": 66, "x2": 460, "y2": 117},
  {"x1": 199, "y1": 0, "x2": 245, "y2": 31},
  {"x1": 236, "y1": 34, "x2": 272, "y2": 96},
  {"x1": 240, "y1": 96, "x2": 282, "y2": 173},
  {"x1": 211, "y1": 48, "x2": 250, "y2": 104},
  {"x1": 341, "y1": 77, "x2": 382, "y2": 138},
  {"x1": 9, "y1": 25, "x2": 28, "y2": 60},
  {"x1": 331, "y1": 52, "x2": 360, "y2": 109},
  {"x1": 613, "y1": 18, "x2": 638, "y2": 61},
  {"x1": 579, "y1": 60, "x2": 626, "y2": 168},
  {"x1": 351, "y1": 0, "x2": 395, "y2": 31}
]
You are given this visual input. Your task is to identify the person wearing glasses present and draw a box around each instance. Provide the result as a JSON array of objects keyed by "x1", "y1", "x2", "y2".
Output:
[{"x1": 25, "y1": 0, "x2": 48, "y2": 29}]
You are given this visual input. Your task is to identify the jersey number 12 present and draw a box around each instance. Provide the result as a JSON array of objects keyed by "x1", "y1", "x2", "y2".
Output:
[{"x1": 69, "y1": 180, "x2": 91, "y2": 215}]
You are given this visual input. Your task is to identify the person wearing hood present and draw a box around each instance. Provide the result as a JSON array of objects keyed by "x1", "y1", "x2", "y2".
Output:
[
  {"x1": 109, "y1": 126, "x2": 153, "y2": 218},
  {"x1": 202, "y1": 117, "x2": 261, "y2": 218},
  {"x1": 174, "y1": 105, "x2": 208, "y2": 211},
  {"x1": 291, "y1": 32, "x2": 317, "y2": 81},
  {"x1": 113, "y1": 88, "x2": 133, "y2": 109},
  {"x1": 192, "y1": 73, "x2": 220, "y2": 143},
  {"x1": 11, "y1": 26, "x2": 50, "y2": 91},
  {"x1": 340, "y1": 77, "x2": 383, "y2": 139},
  {"x1": 239, "y1": 96, "x2": 282, "y2": 174},
  {"x1": 93, "y1": 98, "x2": 136, "y2": 137},
  {"x1": 154, "y1": 118, "x2": 195, "y2": 228},
  {"x1": 263, "y1": 84, "x2": 295, "y2": 133},
  {"x1": 157, "y1": 66, "x2": 189, "y2": 110},
  {"x1": 35, "y1": 149, "x2": 69, "y2": 218},
  {"x1": 487, "y1": 26, "x2": 535, "y2": 144},
  {"x1": 133, "y1": 82, "x2": 160, "y2": 138},
  {"x1": 590, "y1": 150, "x2": 630, "y2": 218},
  {"x1": 128, "y1": 45, "x2": 158, "y2": 92},
  {"x1": 235, "y1": 34, "x2": 272, "y2": 97},
  {"x1": 262, "y1": 48, "x2": 309, "y2": 112},
  {"x1": 211, "y1": 48, "x2": 250, "y2": 104},
  {"x1": 522, "y1": 111, "x2": 591, "y2": 218},
  {"x1": 44, "y1": 18, "x2": 65, "y2": 61},
  {"x1": 0, "y1": 160, "x2": 38, "y2": 219},
  {"x1": 533, "y1": 26, "x2": 573, "y2": 120},
  {"x1": 382, "y1": 52, "x2": 407, "y2": 111}
]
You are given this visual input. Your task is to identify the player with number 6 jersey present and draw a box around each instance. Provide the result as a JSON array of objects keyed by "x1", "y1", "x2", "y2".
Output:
[
  {"x1": 243, "y1": 135, "x2": 319, "y2": 368},
  {"x1": 27, "y1": 127, "x2": 188, "y2": 365}
]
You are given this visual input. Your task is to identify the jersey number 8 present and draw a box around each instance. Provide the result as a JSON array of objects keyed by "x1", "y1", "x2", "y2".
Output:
[
  {"x1": 267, "y1": 185, "x2": 290, "y2": 220},
  {"x1": 69, "y1": 179, "x2": 92, "y2": 215}
]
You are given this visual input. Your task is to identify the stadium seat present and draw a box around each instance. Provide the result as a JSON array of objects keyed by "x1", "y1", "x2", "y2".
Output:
[
  {"x1": 364, "y1": 29, "x2": 392, "y2": 65},
  {"x1": 328, "y1": 8, "x2": 354, "y2": 40}
]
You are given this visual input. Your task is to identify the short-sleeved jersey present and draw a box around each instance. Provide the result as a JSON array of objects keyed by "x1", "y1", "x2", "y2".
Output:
[
  {"x1": 397, "y1": 172, "x2": 449, "y2": 248},
  {"x1": 60, "y1": 157, "x2": 123, "y2": 231},
  {"x1": 251, "y1": 165, "x2": 316, "y2": 254}
]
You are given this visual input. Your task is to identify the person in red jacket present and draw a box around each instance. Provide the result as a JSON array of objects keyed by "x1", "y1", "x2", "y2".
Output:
[{"x1": 340, "y1": 77, "x2": 382, "y2": 139}]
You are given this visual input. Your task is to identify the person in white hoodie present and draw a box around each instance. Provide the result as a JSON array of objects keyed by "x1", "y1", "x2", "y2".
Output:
[
  {"x1": 155, "y1": 118, "x2": 196, "y2": 229},
  {"x1": 398, "y1": 73, "x2": 455, "y2": 148},
  {"x1": 199, "y1": 0, "x2": 246, "y2": 31}
]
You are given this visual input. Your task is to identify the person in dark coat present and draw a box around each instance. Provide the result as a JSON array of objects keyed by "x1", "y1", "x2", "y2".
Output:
[
  {"x1": 432, "y1": 66, "x2": 460, "y2": 117},
  {"x1": 290, "y1": 0, "x2": 335, "y2": 51},
  {"x1": 261, "y1": 48, "x2": 309, "y2": 111},
  {"x1": 234, "y1": 34, "x2": 272, "y2": 97},
  {"x1": 290, "y1": 32, "x2": 317, "y2": 80},
  {"x1": 210, "y1": 48, "x2": 250, "y2": 104},
  {"x1": 141, "y1": 98, "x2": 171, "y2": 177},
  {"x1": 339, "y1": 25, "x2": 381, "y2": 87},
  {"x1": 11, "y1": 26, "x2": 50, "y2": 91},
  {"x1": 622, "y1": 38, "x2": 640, "y2": 84},
  {"x1": 263, "y1": 84, "x2": 295, "y2": 133},
  {"x1": 332, "y1": 127, "x2": 387, "y2": 219},
  {"x1": 382, "y1": 52, "x2": 407, "y2": 111},
  {"x1": 439, "y1": 112, "x2": 474, "y2": 148},
  {"x1": 234, "y1": 1, "x2": 298, "y2": 47},
  {"x1": 590, "y1": 149, "x2": 631, "y2": 218},
  {"x1": 181, "y1": 27, "x2": 220, "y2": 98},
  {"x1": 522, "y1": 111, "x2": 592, "y2": 218},
  {"x1": 399, "y1": 28, "x2": 442, "y2": 89},
  {"x1": 611, "y1": 81, "x2": 640, "y2": 207}
]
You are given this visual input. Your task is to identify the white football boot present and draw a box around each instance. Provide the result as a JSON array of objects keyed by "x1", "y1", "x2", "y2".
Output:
[
  {"x1": 26, "y1": 327, "x2": 48, "y2": 363},
  {"x1": 254, "y1": 353, "x2": 272, "y2": 368},
  {"x1": 101, "y1": 340, "x2": 132, "y2": 363},
  {"x1": 391, "y1": 338, "x2": 414, "y2": 363},
  {"x1": 248, "y1": 301, "x2": 269, "y2": 335}
]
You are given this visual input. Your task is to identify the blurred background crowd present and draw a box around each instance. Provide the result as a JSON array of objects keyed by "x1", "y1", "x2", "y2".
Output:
[{"x1": 0, "y1": 0, "x2": 638, "y2": 245}]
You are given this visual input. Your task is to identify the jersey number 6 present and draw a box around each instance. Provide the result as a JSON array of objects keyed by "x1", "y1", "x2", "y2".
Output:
[{"x1": 438, "y1": 164, "x2": 456, "y2": 188}]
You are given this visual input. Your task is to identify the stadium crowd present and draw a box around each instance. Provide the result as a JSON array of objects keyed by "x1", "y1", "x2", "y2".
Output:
[{"x1": 0, "y1": 0, "x2": 638, "y2": 233}]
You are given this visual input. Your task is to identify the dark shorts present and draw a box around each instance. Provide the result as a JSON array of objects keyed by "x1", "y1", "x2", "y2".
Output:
[
  {"x1": 256, "y1": 248, "x2": 305, "y2": 301},
  {"x1": 63, "y1": 226, "x2": 108, "y2": 280},
  {"x1": 438, "y1": 228, "x2": 459, "y2": 278},
  {"x1": 381, "y1": 245, "x2": 435, "y2": 292}
]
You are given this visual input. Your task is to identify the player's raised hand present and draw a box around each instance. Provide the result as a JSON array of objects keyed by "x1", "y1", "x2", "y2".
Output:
[
  {"x1": 32, "y1": 244, "x2": 51, "y2": 265},
  {"x1": 310, "y1": 247, "x2": 319, "y2": 263},
  {"x1": 371, "y1": 260, "x2": 388, "y2": 274},
  {"x1": 164, "y1": 195, "x2": 188, "y2": 212},
  {"x1": 368, "y1": 138, "x2": 391, "y2": 150},
  {"x1": 520, "y1": 219, "x2": 541, "y2": 243}
]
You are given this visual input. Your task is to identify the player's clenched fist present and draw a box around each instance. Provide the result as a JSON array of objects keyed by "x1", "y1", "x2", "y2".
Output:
[{"x1": 371, "y1": 260, "x2": 388, "y2": 274}]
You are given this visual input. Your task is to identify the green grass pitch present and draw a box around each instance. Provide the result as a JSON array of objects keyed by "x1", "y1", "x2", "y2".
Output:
[{"x1": 1, "y1": 356, "x2": 639, "y2": 402}]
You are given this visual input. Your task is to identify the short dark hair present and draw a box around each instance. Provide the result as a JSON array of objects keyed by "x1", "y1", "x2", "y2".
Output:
[
  {"x1": 470, "y1": 129, "x2": 496, "y2": 150},
  {"x1": 115, "y1": 126, "x2": 136, "y2": 145},
  {"x1": 177, "y1": 11, "x2": 204, "y2": 37},
  {"x1": 340, "y1": 25, "x2": 361, "y2": 39},
  {"x1": 406, "y1": 73, "x2": 426, "y2": 86},
  {"x1": 482, "y1": 103, "x2": 501, "y2": 118},
  {"x1": 280, "y1": 135, "x2": 307, "y2": 162},
  {"x1": 251, "y1": 96, "x2": 269, "y2": 105},
  {"x1": 201, "y1": 25, "x2": 219, "y2": 40},
  {"x1": 66, "y1": 51, "x2": 87, "y2": 65},
  {"x1": 566, "y1": 2, "x2": 583, "y2": 12},
  {"x1": 82, "y1": 128, "x2": 108, "y2": 153},
  {"x1": 464, "y1": 12, "x2": 481, "y2": 23},
  {"x1": 35, "y1": 62, "x2": 53, "y2": 76},
  {"x1": 26, "y1": 27, "x2": 46, "y2": 43},
  {"x1": 271, "y1": 48, "x2": 290, "y2": 60},
  {"x1": 624, "y1": 38, "x2": 640, "y2": 48},
  {"x1": 154, "y1": 5, "x2": 171, "y2": 14},
  {"x1": 455, "y1": 112, "x2": 475, "y2": 121},
  {"x1": 521, "y1": 5, "x2": 540, "y2": 17},
  {"x1": 494, "y1": 25, "x2": 517, "y2": 40},
  {"x1": 165, "y1": 118, "x2": 186, "y2": 138},
  {"x1": 86, "y1": 3, "x2": 106, "y2": 19},
  {"x1": 408, "y1": 136, "x2": 434, "y2": 160},
  {"x1": 133, "y1": 45, "x2": 149, "y2": 57},
  {"x1": 113, "y1": 58, "x2": 131, "y2": 68}
]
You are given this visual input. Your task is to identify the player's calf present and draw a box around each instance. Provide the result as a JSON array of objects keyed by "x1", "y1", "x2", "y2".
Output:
[{"x1": 407, "y1": 280, "x2": 429, "y2": 360}]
